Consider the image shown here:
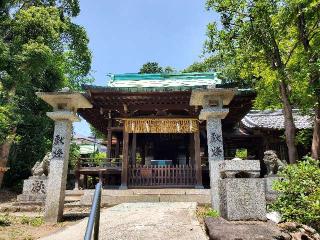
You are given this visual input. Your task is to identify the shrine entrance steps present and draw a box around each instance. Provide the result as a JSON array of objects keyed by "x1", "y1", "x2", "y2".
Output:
[{"x1": 65, "y1": 188, "x2": 210, "y2": 207}]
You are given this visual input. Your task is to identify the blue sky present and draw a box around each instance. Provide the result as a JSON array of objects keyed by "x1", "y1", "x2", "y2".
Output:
[{"x1": 73, "y1": 0, "x2": 219, "y2": 136}]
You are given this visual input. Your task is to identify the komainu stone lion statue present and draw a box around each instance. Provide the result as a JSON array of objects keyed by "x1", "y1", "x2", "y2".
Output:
[
  {"x1": 263, "y1": 150, "x2": 286, "y2": 176},
  {"x1": 31, "y1": 152, "x2": 51, "y2": 177}
]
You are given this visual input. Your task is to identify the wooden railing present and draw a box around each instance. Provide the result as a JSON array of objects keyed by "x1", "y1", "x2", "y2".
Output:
[{"x1": 129, "y1": 165, "x2": 196, "y2": 187}]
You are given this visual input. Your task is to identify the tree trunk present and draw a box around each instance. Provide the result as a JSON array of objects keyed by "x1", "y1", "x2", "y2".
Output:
[
  {"x1": 273, "y1": 35, "x2": 298, "y2": 164},
  {"x1": 311, "y1": 103, "x2": 320, "y2": 160},
  {"x1": 0, "y1": 141, "x2": 12, "y2": 188},
  {"x1": 296, "y1": 4, "x2": 320, "y2": 159},
  {"x1": 279, "y1": 80, "x2": 297, "y2": 164}
]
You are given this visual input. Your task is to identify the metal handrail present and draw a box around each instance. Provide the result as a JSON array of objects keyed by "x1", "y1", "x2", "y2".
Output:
[{"x1": 84, "y1": 182, "x2": 102, "y2": 240}]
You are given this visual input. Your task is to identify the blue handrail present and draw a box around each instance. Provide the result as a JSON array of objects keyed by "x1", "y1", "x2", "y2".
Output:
[{"x1": 84, "y1": 182, "x2": 102, "y2": 240}]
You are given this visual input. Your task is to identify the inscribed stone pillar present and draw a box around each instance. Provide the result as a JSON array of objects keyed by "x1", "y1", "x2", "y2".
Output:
[
  {"x1": 190, "y1": 88, "x2": 237, "y2": 212},
  {"x1": 207, "y1": 117, "x2": 224, "y2": 210},
  {"x1": 45, "y1": 118, "x2": 73, "y2": 222},
  {"x1": 36, "y1": 91, "x2": 92, "y2": 223}
]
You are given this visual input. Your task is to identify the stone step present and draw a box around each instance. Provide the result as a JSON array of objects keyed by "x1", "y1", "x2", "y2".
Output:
[
  {"x1": 12, "y1": 201, "x2": 43, "y2": 206},
  {"x1": 12, "y1": 189, "x2": 210, "y2": 210},
  {"x1": 0, "y1": 204, "x2": 43, "y2": 213},
  {"x1": 80, "y1": 189, "x2": 210, "y2": 206}
]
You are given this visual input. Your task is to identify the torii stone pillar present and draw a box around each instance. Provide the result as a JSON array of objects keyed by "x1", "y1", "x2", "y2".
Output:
[
  {"x1": 36, "y1": 91, "x2": 92, "y2": 222},
  {"x1": 190, "y1": 88, "x2": 237, "y2": 212}
]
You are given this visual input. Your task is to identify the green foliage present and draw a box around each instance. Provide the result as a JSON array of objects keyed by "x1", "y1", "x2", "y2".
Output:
[
  {"x1": 183, "y1": 62, "x2": 210, "y2": 73},
  {"x1": 0, "y1": 214, "x2": 11, "y2": 226},
  {"x1": 90, "y1": 152, "x2": 106, "y2": 166},
  {"x1": 270, "y1": 157, "x2": 320, "y2": 230},
  {"x1": 90, "y1": 125, "x2": 105, "y2": 139},
  {"x1": 196, "y1": 205, "x2": 220, "y2": 221},
  {"x1": 163, "y1": 66, "x2": 176, "y2": 73},
  {"x1": 205, "y1": 208, "x2": 219, "y2": 218},
  {"x1": 295, "y1": 129, "x2": 313, "y2": 148},
  {"x1": 203, "y1": 0, "x2": 320, "y2": 162},
  {"x1": 0, "y1": 92, "x2": 17, "y2": 144},
  {"x1": 1, "y1": 1, "x2": 92, "y2": 187},
  {"x1": 139, "y1": 62, "x2": 163, "y2": 74},
  {"x1": 203, "y1": 0, "x2": 319, "y2": 111},
  {"x1": 20, "y1": 215, "x2": 44, "y2": 227},
  {"x1": 235, "y1": 149, "x2": 247, "y2": 159},
  {"x1": 69, "y1": 142, "x2": 80, "y2": 169},
  {"x1": 139, "y1": 62, "x2": 175, "y2": 74}
]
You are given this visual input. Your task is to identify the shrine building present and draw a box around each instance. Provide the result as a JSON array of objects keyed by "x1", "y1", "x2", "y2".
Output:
[
  {"x1": 35, "y1": 72, "x2": 313, "y2": 222},
  {"x1": 75, "y1": 72, "x2": 256, "y2": 189}
]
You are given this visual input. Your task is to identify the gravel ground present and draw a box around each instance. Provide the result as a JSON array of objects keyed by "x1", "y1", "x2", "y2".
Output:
[{"x1": 40, "y1": 202, "x2": 208, "y2": 240}]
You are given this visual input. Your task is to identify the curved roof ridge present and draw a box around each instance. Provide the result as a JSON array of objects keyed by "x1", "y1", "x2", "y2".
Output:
[
  {"x1": 106, "y1": 72, "x2": 221, "y2": 88},
  {"x1": 242, "y1": 109, "x2": 313, "y2": 130}
]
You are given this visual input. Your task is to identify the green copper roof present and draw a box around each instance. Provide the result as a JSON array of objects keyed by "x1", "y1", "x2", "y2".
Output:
[{"x1": 107, "y1": 72, "x2": 221, "y2": 88}]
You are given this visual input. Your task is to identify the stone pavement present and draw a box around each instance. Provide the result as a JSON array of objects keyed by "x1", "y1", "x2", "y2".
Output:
[{"x1": 40, "y1": 202, "x2": 208, "y2": 240}]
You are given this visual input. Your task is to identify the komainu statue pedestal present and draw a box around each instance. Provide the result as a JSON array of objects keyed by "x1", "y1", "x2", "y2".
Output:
[
  {"x1": 262, "y1": 150, "x2": 286, "y2": 203},
  {"x1": 17, "y1": 176, "x2": 47, "y2": 203},
  {"x1": 17, "y1": 153, "x2": 51, "y2": 203}
]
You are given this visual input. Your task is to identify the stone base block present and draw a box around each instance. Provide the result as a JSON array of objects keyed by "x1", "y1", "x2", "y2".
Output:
[
  {"x1": 205, "y1": 217, "x2": 291, "y2": 240},
  {"x1": 17, "y1": 194, "x2": 46, "y2": 203},
  {"x1": 17, "y1": 176, "x2": 47, "y2": 203},
  {"x1": 220, "y1": 178, "x2": 266, "y2": 220},
  {"x1": 265, "y1": 176, "x2": 280, "y2": 203},
  {"x1": 219, "y1": 160, "x2": 261, "y2": 178}
]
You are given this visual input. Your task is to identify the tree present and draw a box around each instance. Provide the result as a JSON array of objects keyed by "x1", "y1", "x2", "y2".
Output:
[
  {"x1": 204, "y1": 0, "x2": 320, "y2": 161},
  {"x1": 202, "y1": 0, "x2": 320, "y2": 163},
  {"x1": 90, "y1": 125, "x2": 105, "y2": 139},
  {"x1": 163, "y1": 66, "x2": 176, "y2": 73},
  {"x1": 139, "y1": 62, "x2": 176, "y2": 74},
  {"x1": 0, "y1": 0, "x2": 92, "y2": 188},
  {"x1": 286, "y1": 1, "x2": 320, "y2": 160},
  {"x1": 183, "y1": 62, "x2": 210, "y2": 73},
  {"x1": 139, "y1": 62, "x2": 163, "y2": 73}
]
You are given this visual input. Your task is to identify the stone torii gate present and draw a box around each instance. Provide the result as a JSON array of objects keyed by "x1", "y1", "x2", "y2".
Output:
[
  {"x1": 36, "y1": 91, "x2": 92, "y2": 222},
  {"x1": 190, "y1": 88, "x2": 237, "y2": 212}
]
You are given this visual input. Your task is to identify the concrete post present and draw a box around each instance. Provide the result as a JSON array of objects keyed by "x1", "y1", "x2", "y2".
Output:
[{"x1": 36, "y1": 91, "x2": 92, "y2": 222}]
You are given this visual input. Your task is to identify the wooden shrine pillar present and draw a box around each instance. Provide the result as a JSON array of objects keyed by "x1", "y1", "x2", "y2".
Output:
[
  {"x1": 131, "y1": 133, "x2": 137, "y2": 165},
  {"x1": 189, "y1": 134, "x2": 195, "y2": 166},
  {"x1": 115, "y1": 134, "x2": 120, "y2": 159},
  {"x1": 120, "y1": 131, "x2": 129, "y2": 189},
  {"x1": 106, "y1": 119, "x2": 112, "y2": 160},
  {"x1": 194, "y1": 131, "x2": 203, "y2": 188}
]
